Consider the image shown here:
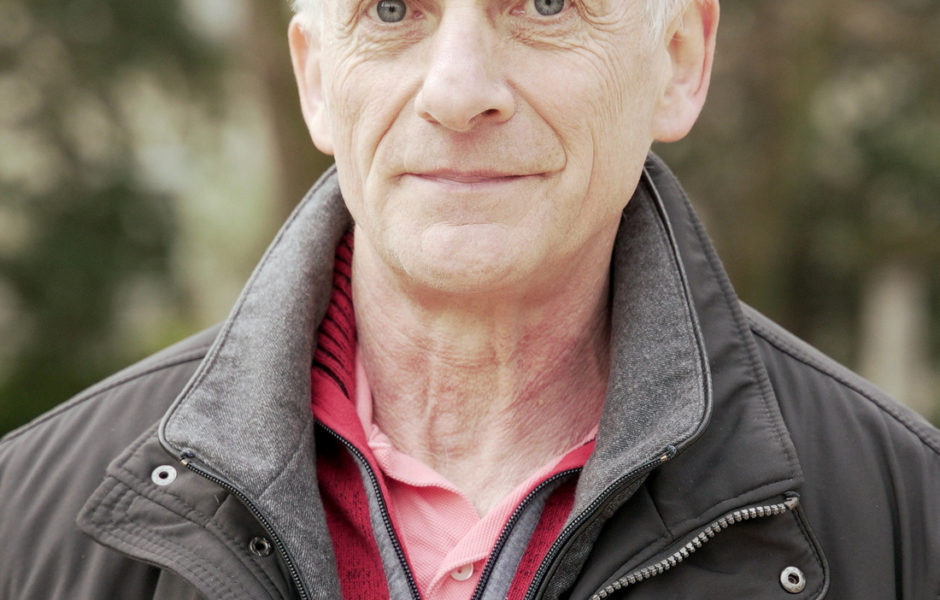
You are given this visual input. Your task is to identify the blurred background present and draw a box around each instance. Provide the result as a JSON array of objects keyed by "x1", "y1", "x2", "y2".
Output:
[{"x1": 0, "y1": 0, "x2": 937, "y2": 436}]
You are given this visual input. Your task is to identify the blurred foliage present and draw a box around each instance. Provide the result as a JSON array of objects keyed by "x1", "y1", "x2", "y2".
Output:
[
  {"x1": 0, "y1": 0, "x2": 222, "y2": 433},
  {"x1": 656, "y1": 0, "x2": 940, "y2": 420},
  {"x1": 1, "y1": 0, "x2": 938, "y2": 436}
]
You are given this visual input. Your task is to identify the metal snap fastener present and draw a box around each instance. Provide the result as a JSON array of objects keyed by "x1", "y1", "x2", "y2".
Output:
[
  {"x1": 780, "y1": 566, "x2": 806, "y2": 593},
  {"x1": 249, "y1": 536, "x2": 273, "y2": 557},
  {"x1": 151, "y1": 465, "x2": 177, "y2": 486}
]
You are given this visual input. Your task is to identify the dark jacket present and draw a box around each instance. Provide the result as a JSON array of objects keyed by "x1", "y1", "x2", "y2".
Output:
[{"x1": 2, "y1": 155, "x2": 938, "y2": 600}]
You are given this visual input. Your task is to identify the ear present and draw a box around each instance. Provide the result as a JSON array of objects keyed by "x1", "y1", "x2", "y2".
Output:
[
  {"x1": 651, "y1": 0, "x2": 719, "y2": 143},
  {"x1": 288, "y1": 16, "x2": 334, "y2": 155}
]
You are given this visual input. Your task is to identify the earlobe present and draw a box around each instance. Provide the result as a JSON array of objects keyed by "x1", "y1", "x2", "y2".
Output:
[
  {"x1": 651, "y1": 0, "x2": 719, "y2": 143},
  {"x1": 288, "y1": 16, "x2": 334, "y2": 156}
]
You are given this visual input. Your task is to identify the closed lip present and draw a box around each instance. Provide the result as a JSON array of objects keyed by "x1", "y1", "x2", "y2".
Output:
[{"x1": 407, "y1": 169, "x2": 540, "y2": 184}]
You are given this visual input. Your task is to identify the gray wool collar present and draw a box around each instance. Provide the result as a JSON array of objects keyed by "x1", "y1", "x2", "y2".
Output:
[
  {"x1": 159, "y1": 162, "x2": 710, "y2": 597},
  {"x1": 160, "y1": 166, "x2": 352, "y2": 598},
  {"x1": 573, "y1": 169, "x2": 710, "y2": 516}
]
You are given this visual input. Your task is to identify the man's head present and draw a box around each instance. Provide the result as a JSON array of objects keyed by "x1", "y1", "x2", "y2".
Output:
[{"x1": 288, "y1": 0, "x2": 718, "y2": 298}]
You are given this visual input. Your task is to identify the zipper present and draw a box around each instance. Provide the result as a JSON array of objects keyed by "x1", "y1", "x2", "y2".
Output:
[
  {"x1": 178, "y1": 449, "x2": 310, "y2": 600},
  {"x1": 589, "y1": 494, "x2": 800, "y2": 599},
  {"x1": 468, "y1": 468, "x2": 583, "y2": 600},
  {"x1": 317, "y1": 424, "x2": 423, "y2": 600},
  {"x1": 524, "y1": 445, "x2": 679, "y2": 600}
]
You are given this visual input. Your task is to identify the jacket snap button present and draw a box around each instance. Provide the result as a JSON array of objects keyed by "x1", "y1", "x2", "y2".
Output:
[
  {"x1": 151, "y1": 465, "x2": 177, "y2": 486},
  {"x1": 249, "y1": 536, "x2": 273, "y2": 557},
  {"x1": 780, "y1": 566, "x2": 806, "y2": 593}
]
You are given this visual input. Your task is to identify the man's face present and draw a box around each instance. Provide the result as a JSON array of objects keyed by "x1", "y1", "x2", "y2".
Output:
[{"x1": 300, "y1": 0, "x2": 674, "y2": 295}]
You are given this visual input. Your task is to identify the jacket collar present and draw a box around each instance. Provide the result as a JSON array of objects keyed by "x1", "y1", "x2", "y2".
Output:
[
  {"x1": 159, "y1": 167, "x2": 352, "y2": 594},
  {"x1": 639, "y1": 155, "x2": 802, "y2": 529},
  {"x1": 154, "y1": 153, "x2": 803, "y2": 591}
]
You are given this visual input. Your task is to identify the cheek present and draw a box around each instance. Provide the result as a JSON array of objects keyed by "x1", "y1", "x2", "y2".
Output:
[
  {"x1": 323, "y1": 54, "x2": 368, "y2": 160},
  {"x1": 327, "y1": 51, "x2": 418, "y2": 173},
  {"x1": 583, "y1": 45, "x2": 659, "y2": 138},
  {"x1": 520, "y1": 35, "x2": 658, "y2": 139},
  {"x1": 577, "y1": 47, "x2": 660, "y2": 175},
  {"x1": 322, "y1": 57, "x2": 396, "y2": 221},
  {"x1": 513, "y1": 50, "x2": 657, "y2": 238},
  {"x1": 520, "y1": 46, "x2": 654, "y2": 176}
]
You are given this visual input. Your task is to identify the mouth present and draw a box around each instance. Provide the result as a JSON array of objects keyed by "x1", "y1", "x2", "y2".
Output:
[{"x1": 407, "y1": 169, "x2": 537, "y2": 185}]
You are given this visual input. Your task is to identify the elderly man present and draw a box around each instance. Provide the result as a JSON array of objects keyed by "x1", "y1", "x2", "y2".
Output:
[{"x1": 1, "y1": 0, "x2": 938, "y2": 598}]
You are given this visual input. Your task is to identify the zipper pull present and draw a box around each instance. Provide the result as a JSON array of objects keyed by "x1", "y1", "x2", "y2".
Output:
[
  {"x1": 179, "y1": 448, "x2": 196, "y2": 466},
  {"x1": 661, "y1": 445, "x2": 678, "y2": 463}
]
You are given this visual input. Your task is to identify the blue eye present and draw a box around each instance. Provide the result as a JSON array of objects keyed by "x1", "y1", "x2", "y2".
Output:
[
  {"x1": 533, "y1": 0, "x2": 565, "y2": 16},
  {"x1": 376, "y1": 0, "x2": 407, "y2": 22}
]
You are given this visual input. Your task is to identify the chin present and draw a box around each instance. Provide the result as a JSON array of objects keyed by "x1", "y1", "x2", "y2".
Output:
[
  {"x1": 397, "y1": 243, "x2": 525, "y2": 298},
  {"x1": 402, "y1": 255, "x2": 518, "y2": 296}
]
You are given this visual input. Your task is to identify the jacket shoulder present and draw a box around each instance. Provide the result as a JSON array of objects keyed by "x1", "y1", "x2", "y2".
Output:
[
  {"x1": 741, "y1": 302, "x2": 939, "y2": 454},
  {"x1": 0, "y1": 327, "x2": 218, "y2": 598},
  {"x1": 1, "y1": 326, "x2": 218, "y2": 446}
]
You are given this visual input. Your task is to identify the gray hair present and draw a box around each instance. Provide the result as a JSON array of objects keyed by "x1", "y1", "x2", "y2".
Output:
[{"x1": 292, "y1": 0, "x2": 689, "y2": 41}]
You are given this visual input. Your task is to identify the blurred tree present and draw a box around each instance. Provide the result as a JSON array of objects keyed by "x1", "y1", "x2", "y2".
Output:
[
  {"x1": 657, "y1": 0, "x2": 940, "y2": 421},
  {"x1": 243, "y1": 0, "x2": 332, "y2": 218},
  {"x1": 0, "y1": 0, "x2": 223, "y2": 433},
  {"x1": 1, "y1": 0, "x2": 937, "y2": 437}
]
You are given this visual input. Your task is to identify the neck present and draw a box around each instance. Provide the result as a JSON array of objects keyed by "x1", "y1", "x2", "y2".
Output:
[{"x1": 352, "y1": 231, "x2": 613, "y2": 515}]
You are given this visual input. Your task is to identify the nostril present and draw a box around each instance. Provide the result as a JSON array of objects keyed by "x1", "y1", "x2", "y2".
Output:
[{"x1": 414, "y1": 69, "x2": 515, "y2": 131}]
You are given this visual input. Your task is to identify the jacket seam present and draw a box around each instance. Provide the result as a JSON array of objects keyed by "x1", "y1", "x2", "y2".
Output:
[
  {"x1": 790, "y1": 506, "x2": 827, "y2": 599},
  {"x1": 679, "y1": 186, "x2": 801, "y2": 477},
  {"x1": 749, "y1": 321, "x2": 940, "y2": 457},
  {"x1": 643, "y1": 487, "x2": 672, "y2": 538},
  {"x1": 102, "y1": 486, "x2": 248, "y2": 600},
  {"x1": 0, "y1": 347, "x2": 211, "y2": 446},
  {"x1": 104, "y1": 425, "x2": 286, "y2": 600},
  {"x1": 614, "y1": 485, "x2": 798, "y2": 586},
  {"x1": 87, "y1": 480, "x2": 235, "y2": 599},
  {"x1": 112, "y1": 461, "x2": 284, "y2": 598},
  {"x1": 111, "y1": 425, "x2": 204, "y2": 522},
  {"x1": 115, "y1": 463, "x2": 214, "y2": 525},
  {"x1": 258, "y1": 416, "x2": 315, "y2": 500}
]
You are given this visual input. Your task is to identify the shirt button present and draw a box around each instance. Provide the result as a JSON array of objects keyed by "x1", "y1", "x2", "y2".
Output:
[{"x1": 450, "y1": 564, "x2": 474, "y2": 581}]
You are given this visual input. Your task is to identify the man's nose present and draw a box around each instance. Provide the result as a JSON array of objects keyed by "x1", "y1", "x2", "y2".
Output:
[{"x1": 414, "y1": 13, "x2": 515, "y2": 132}]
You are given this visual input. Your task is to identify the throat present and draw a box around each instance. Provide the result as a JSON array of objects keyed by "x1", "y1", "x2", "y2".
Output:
[
  {"x1": 363, "y1": 342, "x2": 608, "y2": 515},
  {"x1": 351, "y1": 226, "x2": 614, "y2": 514}
]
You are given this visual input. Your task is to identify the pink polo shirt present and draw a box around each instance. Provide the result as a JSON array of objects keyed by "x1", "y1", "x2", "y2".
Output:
[{"x1": 354, "y1": 354, "x2": 597, "y2": 600}]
